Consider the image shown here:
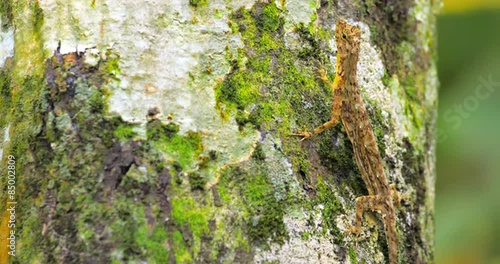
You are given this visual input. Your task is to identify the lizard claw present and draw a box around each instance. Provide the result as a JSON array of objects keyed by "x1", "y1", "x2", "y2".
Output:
[
  {"x1": 317, "y1": 68, "x2": 328, "y2": 80},
  {"x1": 348, "y1": 225, "x2": 361, "y2": 236},
  {"x1": 291, "y1": 131, "x2": 312, "y2": 142}
]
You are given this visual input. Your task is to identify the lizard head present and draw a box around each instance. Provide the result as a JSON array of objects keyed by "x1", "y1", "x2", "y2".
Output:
[{"x1": 335, "y1": 20, "x2": 361, "y2": 59}]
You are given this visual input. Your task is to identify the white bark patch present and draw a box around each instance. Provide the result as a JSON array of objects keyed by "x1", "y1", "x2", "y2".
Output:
[
  {"x1": 0, "y1": 123, "x2": 11, "y2": 161},
  {"x1": 254, "y1": 211, "x2": 341, "y2": 264},
  {"x1": 0, "y1": 27, "x2": 14, "y2": 67},
  {"x1": 261, "y1": 133, "x2": 302, "y2": 200},
  {"x1": 38, "y1": 0, "x2": 265, "y2": 173},
  {"x1": 280, "y1": 0, "x2": 319, "y2": 31}
]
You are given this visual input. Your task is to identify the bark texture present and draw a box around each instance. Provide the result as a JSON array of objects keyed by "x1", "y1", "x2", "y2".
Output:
[{"x1": 0, "y1": 0, "x2": 439, "y2": 263}]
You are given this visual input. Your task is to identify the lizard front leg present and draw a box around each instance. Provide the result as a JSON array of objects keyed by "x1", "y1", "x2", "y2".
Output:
[{"x1": 292, "y1": 68, "x2": 344, "y2": 141}]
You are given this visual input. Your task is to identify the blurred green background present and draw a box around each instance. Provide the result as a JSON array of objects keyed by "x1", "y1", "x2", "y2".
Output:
[{"x1": 436, "y1": 0, "x2": 500, "y2": 263}]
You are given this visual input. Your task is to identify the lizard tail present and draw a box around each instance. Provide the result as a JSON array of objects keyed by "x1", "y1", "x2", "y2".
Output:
[{"x1": 385, "y1": 202, "x2": 398, "y2": 264}]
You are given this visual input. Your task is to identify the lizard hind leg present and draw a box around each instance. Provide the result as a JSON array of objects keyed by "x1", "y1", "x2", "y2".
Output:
[
  {"x1": 350, "y1": 194, "x2": 398, "y2": 264},
  {"x1": 349, "y1": 195, "x2": 386, "y2": 235},
  {"x1": 389, "y1": 184, "x2": 402, "y2": 209}
]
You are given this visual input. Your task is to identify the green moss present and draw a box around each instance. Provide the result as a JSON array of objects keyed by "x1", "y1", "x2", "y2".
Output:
[
  {"x1": 0, "y1": 61, "x2": 11, "y2": 96},
  {"x1": 216, "y1": 173, "x2": 232, "y2": 203},
  {"x1": 251, "y1": 142, "x2": 266, "y2": 161},
  {"x1": 146, "y1": 120, "x2": 180, "y2": 140},
  {"x1": 32, "y1": 1, "x2": 44, "y2": 36},
  {"x1": 300, "y1": 231, "x2": 311, "y2": 240},
  {"x1": 135, "y1": 217, "x2": 170, "y2": 263},
  {"x1": 212, "y1": 9, "x2": 224, "y2": 19},
  {"x1": 147, "y1": 120, "x2": 203, "y2": 171},
  {"x1": 77, "y1": 197, "x2": 103, "y2": 243},
  {"x1": 241, "y1": 171, "x2": 287, "y2": 244},
  {"x1": 0, "y1": 0, "x2": 13, "y2": 30},
  {"x1": 349, "y1": 246, "x2": 358, "y2": 264},
  {"x1": 109, "y1": 208, "x2": 138, "y2": 256},
  {"x1": 217, "y1": 2, "x2": 325, "y2": 136},
  {"x1": 259, "y1": 3, "x2": 283, "y2": 32},
  {"x1": 171, "y1": 196, "x2": 210, "y2": 260},
  {"x1": 88, "y1": 87, "x2": 108, "y2": 113},
  {"x1": 9, "y1": 75, "x2": 46, "y2": 162},
  {"x1": 214, "y1": 64, "x2": 261, "y2": 120},
  {"x1": 114, "y1": 124, "x2": 137, "y2": 141},
  {"x1": 102, "y1": 52, "x2": 121, "y2": 78},
  {"x1": 15, "y1": 208, "x2": 44, "y2": 263},
  {"x1": 148, "y1": 225, "x2": 169, "y2": 247},
  {"x1": 188, "y1": 171, "x2": 206, "y2": 190},
  {"x1": 189, "y1": 0, "x2": 208, "y2": 8},
  {"x1": 172, "y1": 197, "x2": 209, "y2": 237},
  {"x1": 216, "y1": 163, "x2": 288, "y2": 246},
  {"x1": 108, "y1": 201, "x2": 171, "y2": 261},
  {"x1": 318, "y1": 131, "x2": 356, "y2": 172},
  {"x1": 0, "y1": 60, "x2": 12, "y2": 128},
  {"x1": 313, "y1": 177, "x2": 345, "y2": 243},
  {"x1": 172, "y1": 230, "x2": 192, "y2": 263},
  {"x1": 120, "y1": 166, "x2": 151, "y2": 197},
  {"x1": 73, "y1": 177, "x2": 169, "y2": 263}
]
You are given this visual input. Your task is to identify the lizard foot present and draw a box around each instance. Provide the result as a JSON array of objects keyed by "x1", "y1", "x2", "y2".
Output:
[
  {"x1": 318, "y1": 68, "x2": 328, "y2": 80},
  {"x1": 291, "y1": 131, "x2": 312, "y2": 142},
  {"x1": 348, "y1": 225, "x2": 361, "y2": 236}
]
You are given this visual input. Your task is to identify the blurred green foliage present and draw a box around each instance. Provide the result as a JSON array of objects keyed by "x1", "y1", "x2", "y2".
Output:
[{"x1": 436, "y1": 8, "x2": 500, "y2": 264}]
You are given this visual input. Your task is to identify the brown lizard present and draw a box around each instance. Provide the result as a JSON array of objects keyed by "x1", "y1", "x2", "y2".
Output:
[{"x1": 293, "y1": 20, "x2": 401, "y2": 264}]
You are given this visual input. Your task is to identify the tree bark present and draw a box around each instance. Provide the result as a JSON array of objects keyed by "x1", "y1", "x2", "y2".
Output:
[{"x1": 0, "y1": 0, "x2": 439, "y2": 263}]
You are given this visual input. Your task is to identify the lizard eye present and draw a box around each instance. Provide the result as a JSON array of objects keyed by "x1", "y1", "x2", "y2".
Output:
[{"x1": 342, "y1": 33, "x2": 347, "y2": 39}]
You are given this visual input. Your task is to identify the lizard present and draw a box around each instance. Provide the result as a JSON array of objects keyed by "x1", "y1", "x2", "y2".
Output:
[{"x1": 293, "y1": 20, "x2": 401, "y2": 264}]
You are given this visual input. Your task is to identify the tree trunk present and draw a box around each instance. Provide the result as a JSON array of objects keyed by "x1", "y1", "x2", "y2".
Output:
[{"x1": 0, "y1": 0, "x2": 439, "y2": 263}]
